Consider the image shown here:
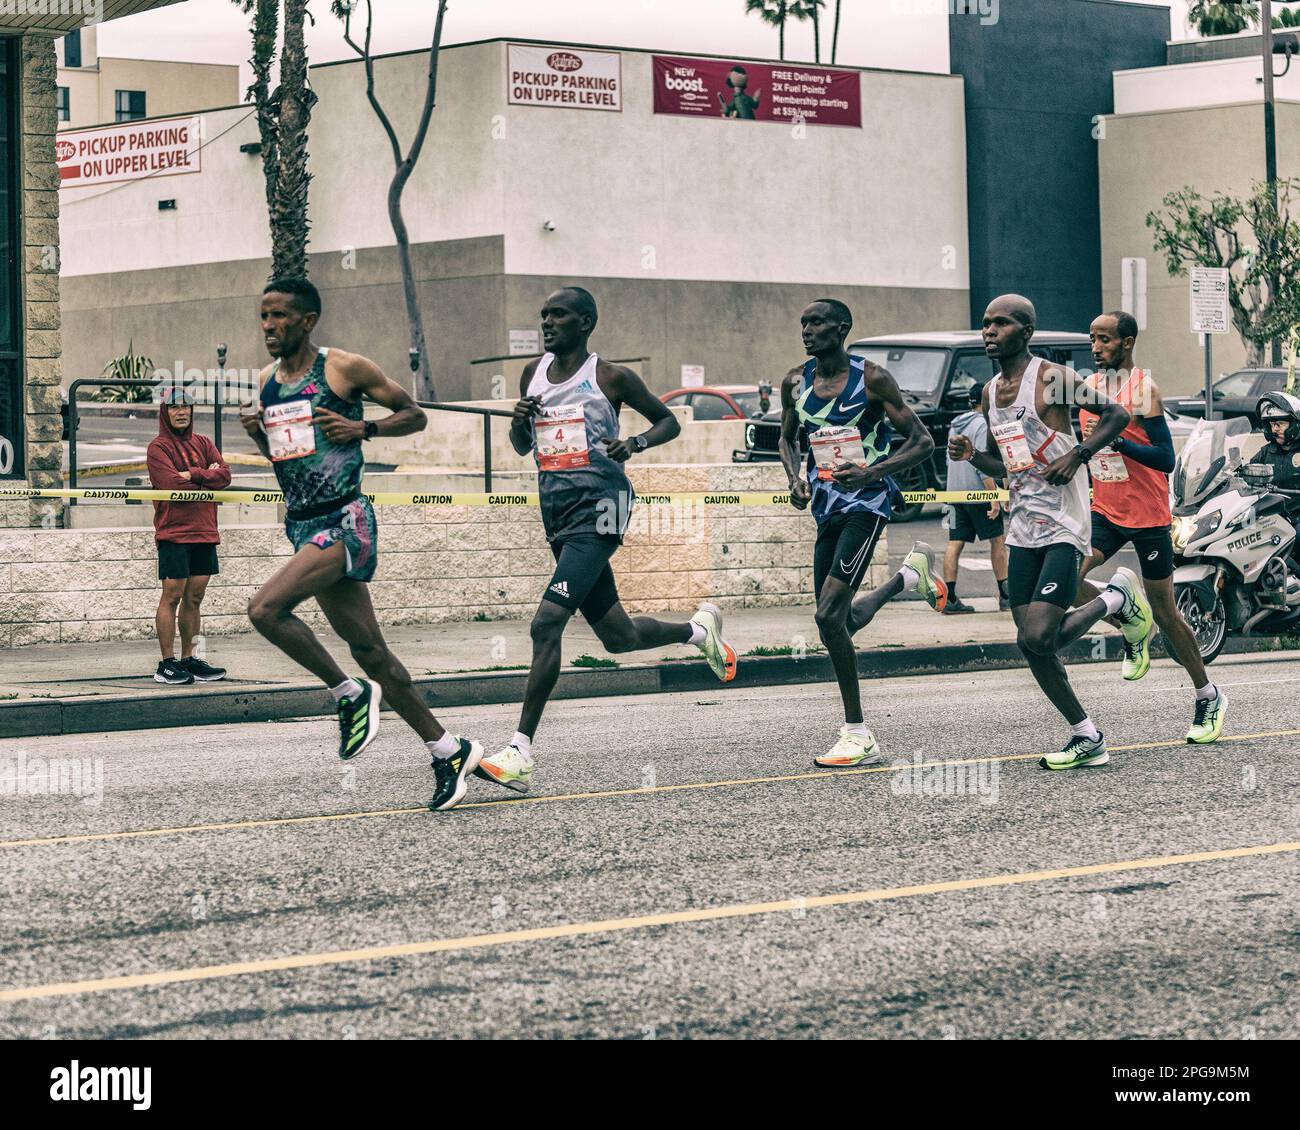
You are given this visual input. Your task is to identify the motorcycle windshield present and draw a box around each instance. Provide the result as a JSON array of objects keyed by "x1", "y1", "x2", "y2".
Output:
[{"x1": 1172, "y1": 416, "x2": 1254, "y2": 509}]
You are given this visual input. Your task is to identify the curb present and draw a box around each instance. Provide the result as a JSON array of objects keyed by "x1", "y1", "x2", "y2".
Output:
[{"x1": 3, "y1": 634, "x2": 1288, "y2": 739}]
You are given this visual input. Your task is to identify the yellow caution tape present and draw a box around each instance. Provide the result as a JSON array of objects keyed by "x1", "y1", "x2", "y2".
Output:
[{"x1": 0, "y1": 487, "x2": 1013, "y2": 506}]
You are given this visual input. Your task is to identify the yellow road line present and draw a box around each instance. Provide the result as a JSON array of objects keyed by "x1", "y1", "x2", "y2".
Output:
[
  {"x1": 2, "y1": 729, "x2": 1296, "y2": 852},
  {"x1": 3, "y1": 839, "x2": 1297, "y2": 1003}
]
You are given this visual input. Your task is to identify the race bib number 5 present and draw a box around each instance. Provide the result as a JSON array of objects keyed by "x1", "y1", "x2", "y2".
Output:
[
  {"x1": 1092, "y1": 447, "x2": 1129, "y2": 483},
  {"x1": 991, "y1": 420, "x2": 1034, "y2": 474},
  {"x1": 263, "y1": 399, "x2": 316, "y2": 462},
  {"x1": 535, "y1": 405, "x2": 590, "y2": 471},
  {"x1": 811, "y1": 425, "x2": 867, "y2": 482}
]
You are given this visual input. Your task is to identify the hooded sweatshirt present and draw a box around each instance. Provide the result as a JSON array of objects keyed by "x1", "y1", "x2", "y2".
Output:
[{"x1": 146, "y1": 406, "x2": 231, "y2": 544}]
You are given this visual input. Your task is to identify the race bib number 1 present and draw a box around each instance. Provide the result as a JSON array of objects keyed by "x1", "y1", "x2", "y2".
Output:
[
  {"x1": 811, "y1": 425, "x2": 867, "y2": 482},
  {"x1": 264, "y1": 399, "x2": 316, "y2": 462},
  {"x1": 535, "y1": 405, "x2": 590, "y2": 471},
  {"x1": 991, "y1": 420, "x2": 1034, "y2": 474}
]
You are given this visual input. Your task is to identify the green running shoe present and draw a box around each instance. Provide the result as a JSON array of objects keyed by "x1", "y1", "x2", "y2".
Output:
[
  {"x1": 1039, "y1": 732, "x2": 1109, "y2": 770},
  {"x1": 1186, "y1": 687, "x2": 1227, "y2": 744},
  {"x1": 1106, "y1": 567, "x2": 1153, "y2": 680},
  {"x1": 690, "y1": 602, "x2": 737, "y2": 682},
  {"x1": 337, "y1": 678, "x2": 381, "y2": 761},
  {"x1": 474, "y1": 742, "x2": 535, "y2": 794},
  {"x1": 904, "y1": 541, "x2": 948, "y2": 612}
]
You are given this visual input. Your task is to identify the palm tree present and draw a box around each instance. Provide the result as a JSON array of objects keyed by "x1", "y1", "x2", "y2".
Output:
[
  {"x1": 831, "y1": 0, "x2": 843, "y2": 64},
  {"x1": 1187, "y1": 1, "x2": 1260, "y2": 37},
  {"x1": 802, "y1": 0, "x2": 826, "y2": 63},
  {"x1": 1275, "y1": 2, "x2": 1300, "y2": 27},
  {"x1": 745, "y1": 0, "x2": 790, "y2": 60}
]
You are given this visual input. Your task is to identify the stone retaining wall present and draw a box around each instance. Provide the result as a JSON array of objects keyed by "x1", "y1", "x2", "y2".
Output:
[{"x1": 0, "y1": 465, "x2": 889, "y2": 648}]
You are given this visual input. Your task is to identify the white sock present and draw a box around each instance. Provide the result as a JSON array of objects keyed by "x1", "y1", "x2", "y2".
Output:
[
  {"x1": 329, "y1": 677, "x2": 364, "y2": 703},
  {"x1": 427, "y1": 731, "x2": 460, "y2": 759},
  {"x1": 511, "y1": 731, "x2": 533, "y2": 756},
  {"x1": 845, "y1": 721, "x2": 872, "y2": 736},
  {"x1": 1195, "y1": 682, "x2": 1217, "y2": 701},
  {"x1": 898, "y1": 564, "x2": 920, "y2": 592},
  {"x1": 1071, "y1": 718, "x2": 1101, "y2": 741},
  {"x1": 1099, "y1": 588, "x2": 1125, "y2": 617},
  {"x1": 687, "y1": 622, "x2": 707, "y2": 647}
]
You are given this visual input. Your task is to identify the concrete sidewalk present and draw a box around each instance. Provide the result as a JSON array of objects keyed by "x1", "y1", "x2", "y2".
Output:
[{"x1": 0, "y1": 598, "x2": 1026, "y2": 699}]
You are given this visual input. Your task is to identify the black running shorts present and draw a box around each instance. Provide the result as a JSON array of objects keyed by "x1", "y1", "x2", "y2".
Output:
[
  {"x1": 1007, "y1": 542, "x2": 1083, "y2": 610},
  {"x1": 813, "y1": 510, "x2": 888, "y2": 596},
  {"x1": 157, "y1": 540, "x2": 219, "y2": 581},
  {"x1": 542, "y1": 533, "x2": 622, "y2": 623},
  {"x1": 949, "y1": 502, "x2": 1005, "y2": 544},
  {"x1": 1090, "y1": 511, "x2": 1174, "y2": 581}
]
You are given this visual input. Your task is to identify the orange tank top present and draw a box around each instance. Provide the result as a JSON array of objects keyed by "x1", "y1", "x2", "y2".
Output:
[{"x1": 1078, "y1": 368, "x2": 1171, "y2": 529}]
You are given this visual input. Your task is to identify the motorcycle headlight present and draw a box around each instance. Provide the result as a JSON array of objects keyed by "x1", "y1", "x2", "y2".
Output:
[
  {"x1": 1191, "y1": 509, "x2": 1222, "y2": 544},
  {"x1": 1171, "y1": 516, "x2": 1195, "y2": 551}
]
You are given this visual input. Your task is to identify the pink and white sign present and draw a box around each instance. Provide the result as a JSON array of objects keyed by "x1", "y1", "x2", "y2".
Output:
[{"x1": 57, "y1": 115, "x2": 203, "y2": 189}]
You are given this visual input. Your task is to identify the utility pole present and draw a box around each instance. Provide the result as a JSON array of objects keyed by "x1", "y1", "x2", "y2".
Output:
[{"x1": 1262, "y1": 0, "x2": 1283, "y2": 365}]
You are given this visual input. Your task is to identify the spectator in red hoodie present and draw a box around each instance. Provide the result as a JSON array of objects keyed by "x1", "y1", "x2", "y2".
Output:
[{"x1": 146, "y1": 388, "x2": 231, "y2": 685}]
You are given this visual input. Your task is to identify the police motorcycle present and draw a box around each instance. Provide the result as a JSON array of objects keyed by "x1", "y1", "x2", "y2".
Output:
[{"x1": 1170, "y1": 416, "x2": 1300, "y2": 663}]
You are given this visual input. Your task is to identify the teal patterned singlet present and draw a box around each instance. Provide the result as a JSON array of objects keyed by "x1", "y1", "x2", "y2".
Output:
[{"x1": 259, "y1": 347, "x2": 364, "y2": 515}]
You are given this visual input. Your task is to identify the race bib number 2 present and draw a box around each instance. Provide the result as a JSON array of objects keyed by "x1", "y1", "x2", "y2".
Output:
[
  {"x1": 991, "y1": 420, "x2": 1034, "y2": 474},
  {"x1": 535, "y1": 405, "x2": 590, "y2": 471},
  {"x1": 264, "y1": 399, "x2": 316, "y2": 462},
  {"x1": 811, "y1": 425, "x2": 867, "y2": 482}
]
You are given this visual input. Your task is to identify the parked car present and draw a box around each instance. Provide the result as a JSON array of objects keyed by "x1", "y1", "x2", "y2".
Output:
[
  {"x1": 1164, "y1": 368, "x2": 1290, "y2": 425},
  {"x1": 735, "y1": 330, "x2": 1093, "y2": 520},
  {"x1": 661, "y1": 384, "x2": 774, "y2": 421}
]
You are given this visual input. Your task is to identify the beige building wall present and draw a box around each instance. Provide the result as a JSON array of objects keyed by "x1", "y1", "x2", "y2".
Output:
[
  {"x1": 1098, "y1": 100, "x2": 1300, "y2": 394},
  {"x1": 55, "y1": 27, "x2": 238, "y2": 131}
]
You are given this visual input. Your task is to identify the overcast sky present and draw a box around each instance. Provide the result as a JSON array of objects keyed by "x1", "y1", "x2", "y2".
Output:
[{"x1": 95, "y1": 0, "x2": 1195, "y2": 88}]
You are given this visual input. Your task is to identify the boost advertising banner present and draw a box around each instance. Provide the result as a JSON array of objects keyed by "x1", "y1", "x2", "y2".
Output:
[
  {"x1": 652, "y1": 55, "x2": 861, "y2": 127},
  {"x1": 507, "y1": 44, "x2": 622, "y2": 112}
]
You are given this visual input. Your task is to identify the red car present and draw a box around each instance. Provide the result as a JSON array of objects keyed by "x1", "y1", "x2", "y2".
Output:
[{"x1": 660, "y1": 384, "x2": 774, "y2": 420}]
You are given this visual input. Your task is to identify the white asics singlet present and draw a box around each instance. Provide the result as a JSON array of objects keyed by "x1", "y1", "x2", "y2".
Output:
[{"x1": 986, "y1": 356, "x2": 1090, "y2": 554}]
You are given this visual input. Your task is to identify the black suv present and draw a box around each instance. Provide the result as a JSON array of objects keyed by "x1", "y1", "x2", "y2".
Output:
[{"x1": 735, "y1": 330, "x2": 1093, "y2": 520}]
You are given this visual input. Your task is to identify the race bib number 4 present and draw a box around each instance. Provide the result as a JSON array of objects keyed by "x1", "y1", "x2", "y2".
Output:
[
  {"x1": 811, "y1": 425, "x2": 867, "y2": 482},
  {"x1": 535, "y1": 405, "x2": 590, "y2": 471},
  {"x1": 992, "y1": 420, "x2": 1034, "y2": 474},
  {"x1": 264, "y1": 399, "x2": 316, "y2": 462},
  {"x1": 1092, "y1": 447, "x2": 1129, "y2": 483}
]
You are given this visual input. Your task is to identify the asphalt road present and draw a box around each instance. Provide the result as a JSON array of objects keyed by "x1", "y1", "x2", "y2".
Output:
[{"x1": 2, "y1": 652, "x2": 1298, "y2": 1039}]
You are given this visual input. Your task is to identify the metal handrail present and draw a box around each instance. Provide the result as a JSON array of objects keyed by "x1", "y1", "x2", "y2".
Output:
[
  {"x1": 415, "y1": 400, "x2": 514, "y2": 493},
  {"x1": 66, "y1": 381, "x2": 515, "y2": 494}
]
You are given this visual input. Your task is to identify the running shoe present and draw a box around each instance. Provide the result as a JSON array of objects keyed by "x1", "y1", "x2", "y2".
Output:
[
  {"x1": 154, "y1": 658, "x2": 195, "y2": 685},
  {"x1": 943, "y1": 597, "x2": 976, "y2": 615},
  {"x1": 180, "y1": 656, "x2": 227, "y2": 682},
  {"x1": 690, "y1": 601, "x2": 737, "y2": 683},
  {"x1": 813, "y1": 726, "x2": 883, "y2": 768},
  {"x1": 429, "y1": 737, "x2": 485, "y2": 812},
  {"x1": 1106, "y1": 567, "x2": 1154, "y2": 681},
  {"x1": 904, "y1": 542, "x2": 948, "y2": 612},
  {"x1": 474, "y1": 742, "x2": 535, "y2": 794},
  {"x1": 337, "y1": 678, "x2": 381, "y2": 761},
  {"x1": 1039, "y1": 732, "x2": 1109, "y2": 770},
  {"x1": 1186, "y1": 688, "x2": 1227, "y2": 744}
]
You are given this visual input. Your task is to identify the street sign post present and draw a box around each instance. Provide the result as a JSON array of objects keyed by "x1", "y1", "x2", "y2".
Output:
[{"x1": 1189, "y1": 266, "x2": 1230, "y2": 419}]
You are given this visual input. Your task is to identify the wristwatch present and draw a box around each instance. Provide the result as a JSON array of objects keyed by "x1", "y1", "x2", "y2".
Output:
[
  {"x1": 363, "y1": 420, "x2": 378, "y2": 441},
  {"x1": 1074, "y1": 444, "x2": 1093, "y2": 464},
  {"x1": 631, "y1": 435, "x2": 648, "y2": 454}
]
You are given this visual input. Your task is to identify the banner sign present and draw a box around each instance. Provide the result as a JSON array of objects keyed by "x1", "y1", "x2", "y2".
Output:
[
  {"x1": 57, "y1": 115, "x2": 202, "y2": 188},
  {"x1": 651, "y1": 55, "x2": 861, "y2": 128},
  {"x1": 507, "y1": 44, "x2": 622, "y2": 112}
]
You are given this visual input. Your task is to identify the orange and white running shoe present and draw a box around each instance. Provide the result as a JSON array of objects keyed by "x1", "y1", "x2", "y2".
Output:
[
  {"x1": 813, "y1": 726, "x2": 883, "y2": 768},
  {"x1": 690, "y1": 601, "x2": 737, "y2": 682}
]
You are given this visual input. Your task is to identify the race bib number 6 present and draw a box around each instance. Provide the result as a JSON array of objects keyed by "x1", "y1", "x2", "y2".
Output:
[
  {"x1": 991, "y1": 420, "x2": 1034, "y2": 474},
  {"x1": 811, "y1": 425, "x2": 867, "y2": 482},
  {"x1": 264, "y1": 399, "x2": 316, "y2": 462},
  {"x1": 535, "y1": 405, "x2": 590, "y2": 471}
]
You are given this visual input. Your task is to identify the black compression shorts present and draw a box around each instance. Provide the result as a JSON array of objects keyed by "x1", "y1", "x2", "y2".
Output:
[
  {"x1": 813, "y1": 510, "x2": 889, "y2": 596},
  {"x1": 541, "y1": 533, "x2": 622, "y2": 623},
  {"x1": 1007, "y1": 543, "x2": 1083, "y2": 610},
  {"x1": 1090, "y1": 512, "x2": 1174, "y2": 581}
]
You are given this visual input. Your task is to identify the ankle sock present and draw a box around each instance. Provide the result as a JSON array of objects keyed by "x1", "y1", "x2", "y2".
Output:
[
  {"x1": 687, "y1": 621, "x2": 706, "y2": 647},
  {"x1": 330, "y1": 677, "x2": 364, "y2": 703},
  {"x1": 427, "y1": 732, "x2": 460, "y2": 759},
  {"x1": 511, "y1": 731, "x2": 533, "y2": 756},
  {"x1": 1195, "y1": 682, "x2": 1217, "y2": 701},
  {"x1": 844, "y1": 721, "x2": 872, "y2": 737},
  {"x1": 1071, "y1": 718, "x2": 1101, "y2": 741},
  {"x1": 1100, "y1": 588, "x2": 1125, "y2": 617},
  {"x1": 898, "y1": 564, "x2": 919, "y2": 591}
]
